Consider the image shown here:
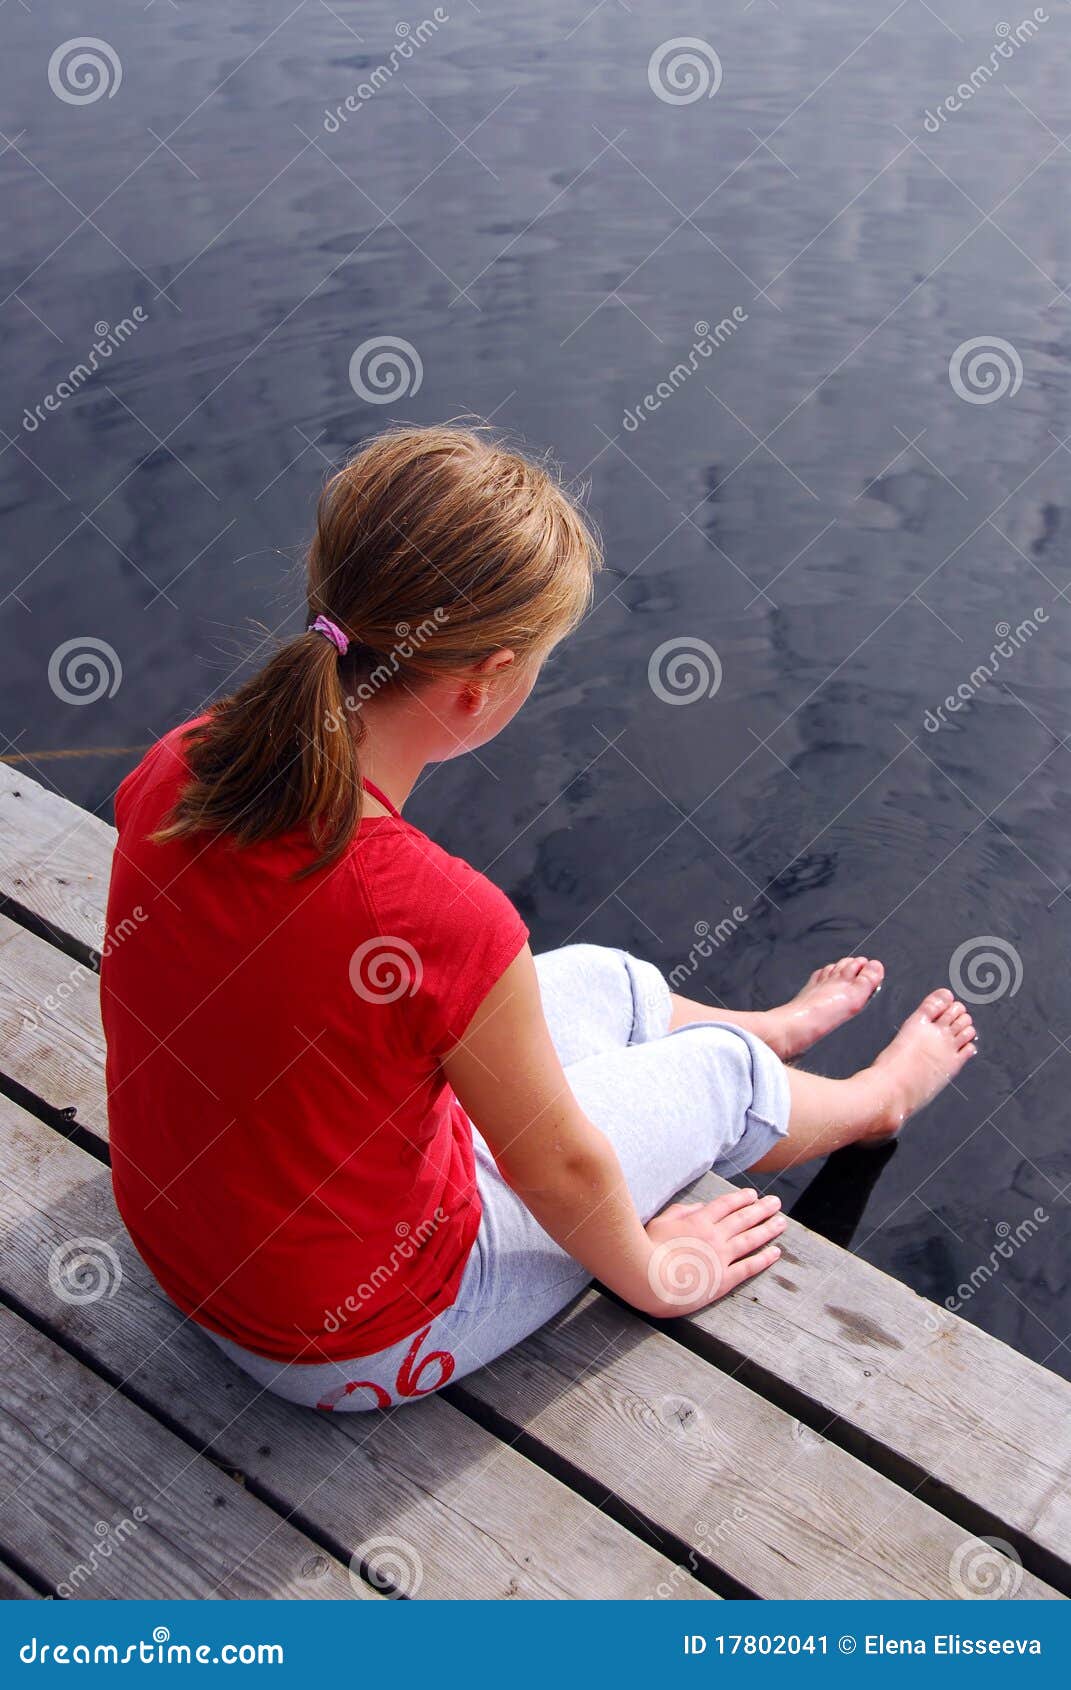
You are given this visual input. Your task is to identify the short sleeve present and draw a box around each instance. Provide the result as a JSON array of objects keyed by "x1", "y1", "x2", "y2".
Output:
[
  {"x1": 113, "y1": 764, "x2": 135, "y2": 833},
  {"x1": 113, "y1": 721, "x2": 204, "y2": 836},
  {"x1": 383, "y1": 834, "x2": 529, "y2": 1058}
]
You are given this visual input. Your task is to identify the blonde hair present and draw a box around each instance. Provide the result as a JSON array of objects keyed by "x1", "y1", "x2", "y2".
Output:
[{"x1": 158, "y1": 424, "x2": 600, "y2": 873}]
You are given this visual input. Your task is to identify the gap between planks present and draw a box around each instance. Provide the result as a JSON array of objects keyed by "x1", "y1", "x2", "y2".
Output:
[
  {"x1": 1, "y1": 761, "x2": 1069, "y2": 1597},
  {"x1": 0, "y1": 1091, "x2": 715, "y2": 1601}
]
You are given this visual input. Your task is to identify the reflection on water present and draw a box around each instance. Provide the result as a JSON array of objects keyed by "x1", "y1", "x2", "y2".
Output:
[{"x1": 1, "y1": 0, "x2": 1069, "y2": 1374}]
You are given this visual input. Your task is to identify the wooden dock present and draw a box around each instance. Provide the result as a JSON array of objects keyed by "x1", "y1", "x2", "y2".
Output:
[{"x1": 1, "y1": 760, "x2": 1069, "y2": 1602}]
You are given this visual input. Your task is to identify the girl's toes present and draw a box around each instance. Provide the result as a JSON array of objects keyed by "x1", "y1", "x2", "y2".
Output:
[
  {"x1": 935, "y1": 998, "x2": 964, "y2": 1029},
  {"x1": 922, "y1": 988, "x2": 954, "y2": 1019}
]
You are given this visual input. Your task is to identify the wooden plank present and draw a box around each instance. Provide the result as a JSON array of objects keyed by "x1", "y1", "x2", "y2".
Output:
[
  {"x1": 0, "y1": 1304, "x2": 367, "y2": 1601},
  {"x1": 672, "y1": 1168, "x2": 1071, "y2": 1587},
  {"x1": 2, "y1": 855, "x2": 1067, "y2": 1599},
  {"x1": 0, "y1": 764, "x2": 115, "y2": 958},
  {"x1": 0, "y1": 1560, "x2": 42, "y2": 1598},
  {"x1": 0, "y1": 912, "x2": 107, "y2": 1137},
  {"x1": 0, "y1": 1093, "x2": 714, "y2": 1601},
  {"x1": 452, "y1": 1289, "x2": 1062, "y2": 1601},
  {"x1": 2, "y1": 762, "x2": 1066, "y2": 1591}
]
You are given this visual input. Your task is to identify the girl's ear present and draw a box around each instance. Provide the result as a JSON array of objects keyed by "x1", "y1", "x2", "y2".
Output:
[
  {"x1": 472, "y1": 648, "x2": 516, "y2": 678},
  {"x1": 460, "y1": 648, "x2": 517, "y2": 715}
]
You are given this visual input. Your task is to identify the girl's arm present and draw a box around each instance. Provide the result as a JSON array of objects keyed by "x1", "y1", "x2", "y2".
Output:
[{"x1": 441, "y1": 946, "x2": 784, "y2": 1318}]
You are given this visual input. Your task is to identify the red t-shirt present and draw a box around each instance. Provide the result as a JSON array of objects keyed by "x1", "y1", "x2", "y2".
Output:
[{"x1": 100, "y1": 719, "x2": 528, "y2": 1363}]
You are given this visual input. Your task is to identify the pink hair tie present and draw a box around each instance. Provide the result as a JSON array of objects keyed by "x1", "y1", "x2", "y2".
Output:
[{"x1": 309, "y1": 614, "x2": 350, "y2": 656}]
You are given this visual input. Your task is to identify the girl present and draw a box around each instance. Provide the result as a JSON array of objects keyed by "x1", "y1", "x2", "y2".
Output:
[{"x1": 101, "y1": 424, "x2": 977, "y2": 1412}]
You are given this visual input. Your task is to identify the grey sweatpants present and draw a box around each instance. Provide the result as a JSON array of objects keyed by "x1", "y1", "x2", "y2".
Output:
[{"x1": 204, "y1": 944, "x2": 791, "y2": 1410}]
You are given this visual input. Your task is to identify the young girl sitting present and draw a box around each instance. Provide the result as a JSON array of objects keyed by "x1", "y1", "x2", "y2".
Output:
[{"x1": 101, "y1": 424, "x2": 977, "y2": 1412}]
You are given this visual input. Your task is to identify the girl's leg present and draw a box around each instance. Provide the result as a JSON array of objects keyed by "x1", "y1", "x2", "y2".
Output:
[
  {"x1": 536, "y1": 946, "x2": 889, "y2": 1072},
  {"x1": 215, "y1": 1011, "x2": 792, "y2": 1410},
  {"x1": 670, "y1": 955, "x2": 885, "y2": 1062},
  {"x1": 533, "y1": 944, "x2": 670, "y2": 1068},
  {"x1": 749, "y1": 988, "x2": 977, "y2": 1171},
  {"x1": 212, "y1": 994, "x2": 974, "y2": 1411},
  {"x1": 573, "y1": 986, "x2": 976, "y2": 1194}
]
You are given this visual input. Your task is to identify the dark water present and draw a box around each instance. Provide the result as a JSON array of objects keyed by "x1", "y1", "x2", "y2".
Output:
[{"x1": 3, "y1": 1, "x2": 1070, "y2": 1377}]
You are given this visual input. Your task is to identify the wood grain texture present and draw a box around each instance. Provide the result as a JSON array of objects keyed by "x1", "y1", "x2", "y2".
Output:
[
  {"x1": 0, "y1": 1560, "x2": 41, "y2": 1598},
  {"x1": 0, "y1": 765, "x2": 115, "y2": 958},
  {"x1": 673, "y1": 1168, "x2": 1071, "y2": 1582},
  {"x1": 0, "y1": 912, "x2": 107, "y2": 1136},
  {"x1": 0, "y1": 1304, "x2": 367, "y2": 1601},
  {"x1": 0, "y1": 1093, "x2": 713, "y2": 1602},
  {"x1": 2, "y1": 761, "x2": 1066, "y2": 1595},
  {"x1": 452, "y1": 1289, "x2": 1061, "y2": 1601}
]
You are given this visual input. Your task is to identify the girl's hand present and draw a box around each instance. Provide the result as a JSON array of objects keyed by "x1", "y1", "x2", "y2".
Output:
[
  {"x1": 445, "y1": 950, "x2": 786, "y2": 1322},
  {"x1": 642, "y1": 1189, "x2": 786, "y2": 1317}
]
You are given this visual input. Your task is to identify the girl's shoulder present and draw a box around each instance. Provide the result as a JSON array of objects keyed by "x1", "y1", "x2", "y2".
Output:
[
  {"x1": 357, "y1": 811, "x2": 524, "y2": 942},
  {"x1": 114, "y1": 717, "x2": 208, "y2": 832},
  {"x1": 354, "y1": 817, "x2": 529, "y2": 1055}
]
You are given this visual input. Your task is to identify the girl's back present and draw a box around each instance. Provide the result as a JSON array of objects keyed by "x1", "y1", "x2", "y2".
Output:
[{"x1": 103, "y1": 710, "x2": 526, "y2": 1362}]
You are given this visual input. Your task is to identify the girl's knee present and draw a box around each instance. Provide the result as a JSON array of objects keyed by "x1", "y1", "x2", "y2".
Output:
[{"x1": 533, "y1": 942, "x2": 620, "y2": 981}]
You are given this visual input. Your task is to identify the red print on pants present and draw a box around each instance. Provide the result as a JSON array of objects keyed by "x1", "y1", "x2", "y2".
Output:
[{"x1": 316, "y1": 1324, "x2": 456, "y2": 1411}]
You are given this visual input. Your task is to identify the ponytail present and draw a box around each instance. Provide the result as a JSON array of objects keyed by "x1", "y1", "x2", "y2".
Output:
[
  {"x1": 155, "y1": 627, "x2": 365, "y2": 877},
  {"x1": 156, "y1": 424, "x2": 599, "y2": 876}
]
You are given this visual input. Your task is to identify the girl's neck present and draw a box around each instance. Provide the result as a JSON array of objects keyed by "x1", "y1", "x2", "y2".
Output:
[{"x1": 356, "y1": 710, "x2": 428, "y2": 816}]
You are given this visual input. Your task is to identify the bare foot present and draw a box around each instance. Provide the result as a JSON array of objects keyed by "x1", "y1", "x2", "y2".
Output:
[
  {"x1": 864, "y1": 989, "x2": 977, "y2": 1141},
  {"x1": 761, "y1": 956, "x2": 886, "y2": 1061}
]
